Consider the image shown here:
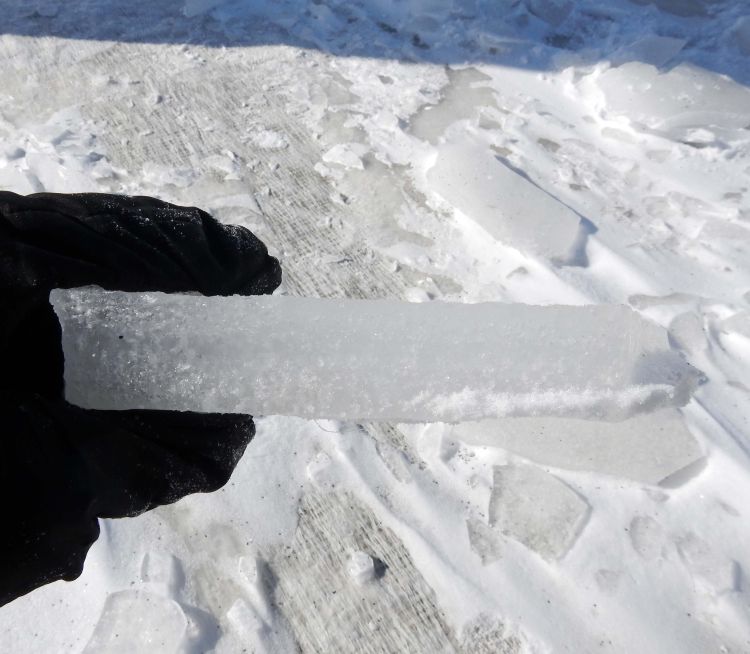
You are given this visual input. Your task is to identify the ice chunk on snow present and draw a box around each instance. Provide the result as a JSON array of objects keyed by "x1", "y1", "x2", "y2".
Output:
[
  {"x1": 140, "y1": 552, "x2": 182, "y2": 596},
  {"x1": 610, "y1": 35, "x2": 686, "y2": 68},
  {"x1": 249, "y1": 129, "x2": 289, "y2": 150},
  {"x1": 51, "y1": 288, "x2": 698, "y2": 421},
  {"x1": 467, "y1": 518, "x2": 504, "y2": 565},
  {"x1": 82, "y1": 591, "x2": 187, "y2": 653},
  {"x1": 676, "y1": 533, "x2": 742, "y2": 594},
  {"x1": 447, "y1": 409, "x2": 703, "y2": 485},
  {"x1": 488, "y1": 464, "x2": 590, "y2": 560},
  {"x1": 347, "y1": 551, "x2": 376, "y2": 584},
  {"x1": 594, "y1": 63, "x2": 750, "y2": 137},
  {"x1": 322, "y1": 143, "x2": 369, "y2": 170},
  {"x1": 408, "y1": 68, "x2": 497, "y2": 145},
  {"x1": 426, "y1": 143, "x2": 582, "y2": 261},
  {"x1": 226, "y1": 598, "x2": 270, "y2": 654}
]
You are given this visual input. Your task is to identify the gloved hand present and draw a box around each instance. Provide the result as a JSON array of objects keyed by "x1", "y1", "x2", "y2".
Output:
[{"x1": 0, "y1": 191, "x2": 281, "y2": 606}]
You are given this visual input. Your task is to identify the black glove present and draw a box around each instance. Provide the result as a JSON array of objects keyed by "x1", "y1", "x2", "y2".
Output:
[{"x1": 0, "y1": 191, "x2": 281, "y2": 606}]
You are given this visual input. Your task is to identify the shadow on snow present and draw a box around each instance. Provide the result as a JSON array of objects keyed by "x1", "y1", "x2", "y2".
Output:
[{"x1": 1, "y1": 0, "x2": 748, "y2": 85}]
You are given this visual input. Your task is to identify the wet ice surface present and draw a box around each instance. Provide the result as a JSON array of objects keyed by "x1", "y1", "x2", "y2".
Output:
[
  {"x1": 53, "y1": 288, "x2": 696, "y2": 421},
  {"x1": 3, "y1": 0, "x2": 750, "y2": 653}
]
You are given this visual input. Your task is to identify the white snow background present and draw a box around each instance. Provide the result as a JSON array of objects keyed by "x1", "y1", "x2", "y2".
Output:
[{"x1": 1, "y1": 0, "x2": 750, "y2": 652}]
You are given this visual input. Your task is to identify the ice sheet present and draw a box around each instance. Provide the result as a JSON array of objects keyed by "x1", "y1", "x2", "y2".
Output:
[
  {"x1": 52, "y1": 287, "x2": 697, "y2": 421},
  {"x1": 426, "y1": 143, "x2": 582, "y2": 261},
  {"x1": 447, "y1": 409, "x2": 703, "y2": 485},
  {"x1": 609, "y1": 35, "x2": 686, "y2": 67},
  {"x1": 488, "y1": 464, "x2": 590, "y2": 561},
  {"x1": 594, "y1": 62, "x2": 750, "y2": 137}
]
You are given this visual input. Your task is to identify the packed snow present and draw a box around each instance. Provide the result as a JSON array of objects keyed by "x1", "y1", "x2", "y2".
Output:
[{"x1": 2, "y1": 0, "x2": 750, "y2": 652}]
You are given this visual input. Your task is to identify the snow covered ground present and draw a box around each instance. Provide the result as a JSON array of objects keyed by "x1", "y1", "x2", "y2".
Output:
[{"x1": 1, "y1": 0, "x2": 750, "y2": 652}]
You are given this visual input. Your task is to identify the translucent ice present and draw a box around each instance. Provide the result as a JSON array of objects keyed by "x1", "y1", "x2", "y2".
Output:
[
  {"x1": 447, "y1": 409, "x2": 703, "y2": 485},
  {"x1": 51, "y1": 288, "x2": 698, "y2": 422},
  {"x1": 466, "y1": 518, "x2": 504, "y2": 565},
  {"x1": 488, "y1": 464, "x2": 590, "y2": 560},
  {"x1": 595, "y1": 62, "x2": 750, "y2": 137},
  {"x1": 426, "y1": 143, "x2": 582, "y2": 261},
  {"x1": 609, "y1": 35, "x2": 686, "y2": 68},
  {"x1": 676, "y1": 533, "x2": 742, "y2": 594},
  {"x1": 82, "y1": 591, "x2": 187, "y2": 653},
  {"x1": 409, "y1": 68, "x2": 497, "y2": 145}
]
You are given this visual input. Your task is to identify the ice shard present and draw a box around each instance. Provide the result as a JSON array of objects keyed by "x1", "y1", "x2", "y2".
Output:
[
  {"x1": 426, "y1": 143, "x2": 582, "y2": 261},
  {"x1": 51, "y1": 288, "x2": 698, "y2": 422},
  {"x1": 446, "y1": 410, "x2": 704, "y2": 485}
]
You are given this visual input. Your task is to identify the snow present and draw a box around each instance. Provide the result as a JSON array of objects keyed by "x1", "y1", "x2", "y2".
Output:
[
  {"x1": 2, "y1": 0, "x2": 750, "y2": 652},
  {"x1": 52, "y1": 288, "x2": 696, "y2": 421}
]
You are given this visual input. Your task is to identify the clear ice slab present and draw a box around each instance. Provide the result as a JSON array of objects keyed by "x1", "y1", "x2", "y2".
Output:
[{"x1": 51, "y1": 288, "x2": 698, "y2": 422}]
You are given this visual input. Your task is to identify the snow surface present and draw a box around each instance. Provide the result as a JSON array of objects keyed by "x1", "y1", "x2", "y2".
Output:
[{"x1": 2, "y1": 0, "x2": 750, "y2": 652}]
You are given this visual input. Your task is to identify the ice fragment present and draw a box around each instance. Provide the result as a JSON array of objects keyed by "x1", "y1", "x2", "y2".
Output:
[
  {"x1": 347, "y1": 551, "x2": 376, "y2": 584},
  {"x1": 52, "y1": 288, "x2": 698, "y2": 421},
  {"x1": 427, "y1": 143, "x2": 582, "y2": 261},
  {"x1": 488, "y1": 464, "x2": 590, "y2": 560},
  {"x1": 82, "y1": 591, "x2": 187, "y2": 653},
  {"x1": 448, "y1": 409, "x2": 703, "y2": 485},
  {"x1": 595, "y1": 63, "x2": 750, "y2": 138},
  {"x1": 610, "y1": 35, "x2": 686, "y2": 68}
]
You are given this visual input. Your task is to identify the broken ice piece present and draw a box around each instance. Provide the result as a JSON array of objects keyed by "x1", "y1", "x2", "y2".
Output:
[
  {"x1": 51, "y1": 288, "x2": 699, "y2": 422},
  {"x1": 609, "y1": 35, "x2": 685, "y2": 68},
  {"x1": 489, "y1": 464, "x2": 590, "y2": 560},
  {"x1": 347, "y1": 551, "x2": 375, "y2": 585},
  {"x1": 447, "y1": 409, "x2": 704, "y2": 485},
  {"x1": 82, "y1": 590, "x2": 187, "y2": 653},
  {"x1": 594, "y1": 62, "x2": 750, "y2": 138},
  {"x1": 427, "y1": 143, "x2": 582, "y2": 261}
]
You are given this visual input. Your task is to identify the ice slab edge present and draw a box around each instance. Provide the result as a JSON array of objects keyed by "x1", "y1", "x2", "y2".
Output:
[
  {"x1": 51, "y1": 288, "x2": 699, "y2": 422},
  {"x1": 427, "y1": 143, "x2": 582, "y2": 261}
]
